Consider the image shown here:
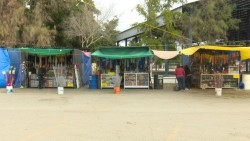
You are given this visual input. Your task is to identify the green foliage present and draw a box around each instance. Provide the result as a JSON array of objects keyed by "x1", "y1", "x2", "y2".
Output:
[
  {"x1": 0, "y1": 0, "x2": 118, "y2": 48},
  {"x1": 134, "y1": 0, "x2": 185, "y2": 50},
  {"x1": 182, "y1": 0, "x2": 240, "y2": 44},
  {"x1": 93, "y1": 18, "x2": 119, "y2": 49},
  {"x1": 64, "y1": 1, "x2": 118, "y2": 49},
  {"x1": 0, "y1": 0, "x2": 26, "y2": 46},
  {"x1": 22, "y1": 1, "x2": 56, "y2": 47}
]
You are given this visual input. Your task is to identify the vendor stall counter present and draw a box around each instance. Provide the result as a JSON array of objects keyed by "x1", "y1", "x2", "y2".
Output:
[
  {"x1": 124, "y1": 73, "x2": 149, "y2": 89},
  {"x1": 101, "y1": 74, "x2": 116, "y2": 89},
  {"x1": 101, "y1": 73, "x2": 150, "y2": 89},
  {"x1": 200, "y1": 74, "x2": 239, "y2": 89}
]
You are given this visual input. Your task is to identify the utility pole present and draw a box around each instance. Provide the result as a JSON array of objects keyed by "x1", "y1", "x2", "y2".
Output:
[
  {"x1": 164, "y1": 44, "x2": 169, "y2": 76},
  {"x1": 182, "y1": 8, "x2": 193, "y2": 66}
]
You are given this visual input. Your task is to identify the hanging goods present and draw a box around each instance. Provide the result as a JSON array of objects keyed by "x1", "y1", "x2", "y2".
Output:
[
  {"x1": 53, "y1": 65, "x2": 67, "y2": 94},
  {"x1": 74, "y1": 64, "x2": 80, "y2": 88}
]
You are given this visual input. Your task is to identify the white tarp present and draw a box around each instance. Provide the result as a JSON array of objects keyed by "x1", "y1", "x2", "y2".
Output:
[{"x1": 152, "y1": 50, "x2": 180, "y2": 60}]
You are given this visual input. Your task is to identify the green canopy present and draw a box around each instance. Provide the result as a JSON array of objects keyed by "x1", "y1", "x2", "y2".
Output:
[
  {"x1": 19, "y1": 48, "x2": 73, "y2": 56},
  {"x1": 92, "y1": 47, "x2": 153, "y2": 59}
]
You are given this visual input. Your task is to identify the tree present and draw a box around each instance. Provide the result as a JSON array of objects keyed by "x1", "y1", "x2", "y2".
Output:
[
  {"x1": 182, "y1": 0, "x2": 240, "y2": 45},
  {"x1": 132, "y1": 0, "x2": 185, "y2": 72},
  {"x1": 0, "y1": 0, "x2": 57, "y2": 47},
  {"x1": 91, "y1": 18, "x2": 119, "y2": 50},
  {"x1": 64, "y1": 0, "x2": 119, "y2": 49},
  {"x1": 131, "y1": 0, "x2": 186, "y2": 50},
  {"x1": 0, "y1": 0, "x2": 26, "y2": 46},
  {"x1": 30, "y1": 0, "x2": 76, "y2": 47},
  {"x1": 22, "y1": 1, "x2": 56, "y2": 47},
  {"x1": 0, "y1": 0, "x2": 118, "y2": 48}
]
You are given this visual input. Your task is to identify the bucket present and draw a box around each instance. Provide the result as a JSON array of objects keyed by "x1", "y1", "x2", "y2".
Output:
[
  {"x1": 89, "y1": 75, "x2": 98, "y2": 89},
  {"x1": 58, "y1": 87, "x2": 64, "y2": 94},
  {"x1": 6, "y1": 86, "x2": 13, "y2": 94},
  {"x1": 215, "y1": 88, "x2": 222, "y2": 96},
  {"x1": 242, "y1": 74, "x2": 250, "y2": 90},
  {"x1": 114, "y1": 86, "x2": 120, "y2": 94}
]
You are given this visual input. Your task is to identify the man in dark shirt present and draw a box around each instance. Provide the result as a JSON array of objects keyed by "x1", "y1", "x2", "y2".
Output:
[{"x1": 38, "y1": 65, "x2": 46, "y2": 89}]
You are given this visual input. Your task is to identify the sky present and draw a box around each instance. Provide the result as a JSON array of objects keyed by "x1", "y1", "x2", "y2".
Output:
[
  {"x1": 94, "y1": 0, "x2": 198, "y2": 31},
  {"x1": 94, "y1": 0, "x2": 145, "y2": 31}
]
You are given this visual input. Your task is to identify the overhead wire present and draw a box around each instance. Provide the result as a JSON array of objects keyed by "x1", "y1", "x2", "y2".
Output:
[
  {"x1": 3, "y1": 0, "x2": 237, "y2": 47},
  {"x1": 3, "y1": 0, "x2": 247, "y2": 48},
  {"x1": 81, "y1": 0, "x2": 192, "y2": 43},
  {"x1": 1, "y1": 0, "x2": 192, "y2": 48}
]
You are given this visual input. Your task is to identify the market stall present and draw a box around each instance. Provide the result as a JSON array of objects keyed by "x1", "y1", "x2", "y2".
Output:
[
  {"x1": 19, "y1": 48, "x2": 80, "y2": 88},
  {"x1": 91, "y1": 47, "x2": 153, "y2": 89},
  {"x1": 181, "y1": 46, "x2": 250, "y2": 89}
]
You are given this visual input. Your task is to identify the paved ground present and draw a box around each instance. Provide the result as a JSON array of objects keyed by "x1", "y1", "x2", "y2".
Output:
[{"x1": 0, "y1": 86, "x2": 250, "y2": 141}]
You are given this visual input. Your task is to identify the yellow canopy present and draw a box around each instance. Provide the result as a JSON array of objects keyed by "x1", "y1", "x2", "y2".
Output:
[{"x1": 180, "y1": 46, "x2": 250, "y2": 60}]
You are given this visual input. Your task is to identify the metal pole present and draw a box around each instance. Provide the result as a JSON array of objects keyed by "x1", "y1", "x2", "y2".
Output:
[
  {"x1": 246, "y1": 61, "x2": 249, "y2": 72},
  {"x1": 182, "y1": 8, "x2": 193, "y2": 66},
  {"x1": 164, "y1": 44, "x2": 169, "y2": 76},
  {"x1": 125, "y1": 39, "x2": 128, "y2": 47}
]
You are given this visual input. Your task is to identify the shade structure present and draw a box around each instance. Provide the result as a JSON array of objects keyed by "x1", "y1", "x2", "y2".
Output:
[
  {"x1": 152, "y1": 50, "x2": 180, "y2": 60},
  {"x1": 238, "y1": 47, "x2": 250, "y2": 60},
  {"x1": 180, "y1": 46, "x2": 250, "y2": 60},
  {"x1": 19, "y1": 48, "x2": 73, "y2": 56},
  {"x1": 91, "y1": 47, "x2": 153, "y2": 59},
  {"x1": 0, "y1": 48, "x2": 10, "y2": 88}
]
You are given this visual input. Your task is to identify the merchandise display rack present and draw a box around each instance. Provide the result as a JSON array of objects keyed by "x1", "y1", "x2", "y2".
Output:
[
  {"x1": 124, "y1": 73, "x2": 149, "y2": 89},
  {"x1": 200, "y1": 74, "x2": 239, "y2": 89},
  {"x1": 29, "y1": 66, "x2": 74, "y2": 88},
  {"x1": 190, "y1": 65, "x2": 201, "y2": 88},
  {"x1": 101, "y1": 74, "x2": 116, "y2": 89}
]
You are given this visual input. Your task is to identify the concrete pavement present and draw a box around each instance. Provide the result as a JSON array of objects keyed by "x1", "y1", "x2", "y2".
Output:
[{"x1": 0, "y1": 87, "x2": 250, "y2": 141}]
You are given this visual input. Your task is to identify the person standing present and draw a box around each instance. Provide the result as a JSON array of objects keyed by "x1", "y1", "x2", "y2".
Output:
[
  {"x1": 38, "y1": 65, "x2": 46, "y2": 89},
  {"x1": 184, "y1": 65, "x2": 192, "y2": 90},
  {"x1": 175, "y1": 64, "x2": 185, "y2": 91}
]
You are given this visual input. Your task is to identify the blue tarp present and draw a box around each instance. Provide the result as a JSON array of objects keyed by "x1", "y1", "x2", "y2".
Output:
[
  {"x1": 0, "y1": 48, "x2": 11, "y2": 88},
  {"x1": 7, "y1": 49, "x2": 22, "y2": 88},
  {"x1": 82, "y1": 52, "x2": 92, "y2": 85}
]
